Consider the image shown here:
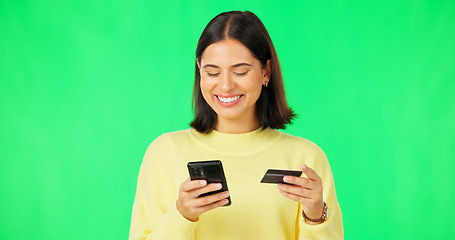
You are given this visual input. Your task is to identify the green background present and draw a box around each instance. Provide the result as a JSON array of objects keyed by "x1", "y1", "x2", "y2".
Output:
[{"x1": 1, "y1": 0, "x2": 454, "y2": 239}]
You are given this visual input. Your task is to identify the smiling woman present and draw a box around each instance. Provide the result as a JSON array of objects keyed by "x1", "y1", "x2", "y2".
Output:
[
  {"x1": 129, "y1": 11, "x2": 343, "y2": 240},
  {"x1": 191, "y1": 11, "x2": 295, "y2": 134},
  {"x1": 197, "y1": 39, "x2": 270, "y2": 133}
]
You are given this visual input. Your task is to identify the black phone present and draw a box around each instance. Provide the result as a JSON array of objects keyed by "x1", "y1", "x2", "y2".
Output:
[{"x1": 187, "y1": 160, "x2": 231, "y2": 206}]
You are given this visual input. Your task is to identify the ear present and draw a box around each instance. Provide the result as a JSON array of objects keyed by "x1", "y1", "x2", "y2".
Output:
[
  {"x1": 196, "y1": 58, "x2": 201, "y2": 70},
  {"x1": 262, "y1": 59, "x2": 271, "y2": 84}
]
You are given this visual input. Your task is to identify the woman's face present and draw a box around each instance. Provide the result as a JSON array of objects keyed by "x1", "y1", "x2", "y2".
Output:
[{"x1": 198, "y1": 39, "x2": 270, "y2": 131}]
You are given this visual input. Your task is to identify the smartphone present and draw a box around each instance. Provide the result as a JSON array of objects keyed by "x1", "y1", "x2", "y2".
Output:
[{"x1": 187, "y1": 160, "x2": 231, "y2": 206}]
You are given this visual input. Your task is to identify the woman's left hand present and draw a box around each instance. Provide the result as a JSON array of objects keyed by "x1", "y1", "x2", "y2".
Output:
[{"x1": 277, "y1": 164, "x2": 324, "y2": 224}]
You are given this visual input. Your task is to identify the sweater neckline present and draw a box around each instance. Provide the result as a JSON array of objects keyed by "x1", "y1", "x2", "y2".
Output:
[{"x1": 188, "y1": 127, "x2": 281, "y2": 154}]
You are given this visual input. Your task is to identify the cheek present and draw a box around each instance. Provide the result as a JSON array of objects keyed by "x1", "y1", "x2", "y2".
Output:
[
  {"x1": 200, "y1": 77, "x2": 214, "y2": 91},
  {"x1": 243, "y1": 75, "x2": 264, "y2": 93},
  {"x1": 200, "y1": 77, "x2": 216, "y2": 100}
]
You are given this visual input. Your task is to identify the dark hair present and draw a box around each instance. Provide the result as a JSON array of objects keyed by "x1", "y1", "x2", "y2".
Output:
[{"x1": 190, "y1": 11, "x2": 296, "y2": 133}]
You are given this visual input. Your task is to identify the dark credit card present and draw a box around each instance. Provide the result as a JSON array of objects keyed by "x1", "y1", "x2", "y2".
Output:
[{"x1": 260, "y1": 169, "x2": 302, "y2": 184}]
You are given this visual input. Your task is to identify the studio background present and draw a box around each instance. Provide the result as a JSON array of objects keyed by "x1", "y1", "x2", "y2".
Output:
[{"x1": 1, "y1": 0, "x2": 454, "y2": 239}]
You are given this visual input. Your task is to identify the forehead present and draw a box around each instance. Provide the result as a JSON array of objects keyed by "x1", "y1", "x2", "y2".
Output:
[{"x1": 201, "y1": 39, "x2": 257, "y2": 66}]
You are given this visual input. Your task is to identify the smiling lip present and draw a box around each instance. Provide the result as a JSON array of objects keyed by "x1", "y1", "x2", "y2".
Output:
[{"x1": 215, "y1": 94, "x2": 243, "y2": 106}]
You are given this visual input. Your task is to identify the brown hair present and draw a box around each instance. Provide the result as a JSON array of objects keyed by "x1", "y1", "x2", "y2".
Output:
[{"x1": 190, "y1": 11, "x2": 296, "y2": 133}]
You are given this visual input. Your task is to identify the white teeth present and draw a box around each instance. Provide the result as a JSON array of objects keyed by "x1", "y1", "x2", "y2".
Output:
[{"x1": 217, "y1": 95, "x2": 241, "y2": 103}]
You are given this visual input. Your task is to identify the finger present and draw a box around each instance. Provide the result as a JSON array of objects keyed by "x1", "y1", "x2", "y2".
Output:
[
  {"x1": 193, "y1": 190, "x2": 230, "y2": 207},
  {"x1": 300, "y1": 164, "x2": 322, "y2": 182},
  {"x1": 282, "y1": 175, "x2": 312, "y2": 189},
  {"x1": 190, "y1": 183, "x2": 223, "y2": 198},
  {"x1": 180, "y1": 178, "x2": 207, "y2": 192},
  {"x1": 278, "y1": 188, "x2": 309, "y2": 203},
  {"x1": 278, "y1": 183, "x2": 313, "y2": 199},
  {"x1": 196, "y1": 197, "x2": 230, "y2": 216},
  {"x1": 279, "y1": 189, "x2": 323, "y2": 219}
]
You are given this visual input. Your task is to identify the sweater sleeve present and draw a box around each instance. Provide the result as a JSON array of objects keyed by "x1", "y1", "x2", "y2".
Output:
[
  {"x1": 128, "y1": 136, "x2": 198, "y2": 240},
  {"x1": 298, "y1": 143, "x2": 344, "y2": 240}
]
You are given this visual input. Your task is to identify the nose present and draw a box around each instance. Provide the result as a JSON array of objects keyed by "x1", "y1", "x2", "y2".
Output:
[{"x1": 219, "y1": 73, "x2": 234, "y2": 92}]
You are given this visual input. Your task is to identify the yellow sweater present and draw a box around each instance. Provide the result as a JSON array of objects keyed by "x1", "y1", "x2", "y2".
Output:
[{"x1": 129, "y1": 128, "x2": 343, "y2": 240}]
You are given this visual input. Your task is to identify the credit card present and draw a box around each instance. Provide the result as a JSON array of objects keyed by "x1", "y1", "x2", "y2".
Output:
[{"x1": 260, "y1": 169, "x2": 302, "y2": 184}]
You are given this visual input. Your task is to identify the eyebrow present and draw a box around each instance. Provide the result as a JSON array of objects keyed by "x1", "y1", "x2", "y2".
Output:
[{"x1": 202, "y1": 63, "x2": 253, "y2": 69}]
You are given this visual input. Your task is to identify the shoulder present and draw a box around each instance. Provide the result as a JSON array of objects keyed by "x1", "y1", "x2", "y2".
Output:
[
  {"x1": 147, "y1": 129, "x2": 192, "y2": 149},
  {"x1": 276, "y1": 131, "x2": 324, "y2": 152},
  {"x1": 141, "y1": 129, "x2": 193, "y2": 166},
  {"x1": 274, "y1": 130, "x2": 329, "y2": 166},
  {"x1": 155, "y1": 129, "x2": 192, "y2": 141}
]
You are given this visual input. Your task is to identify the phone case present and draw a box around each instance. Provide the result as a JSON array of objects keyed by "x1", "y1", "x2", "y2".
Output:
[{"x1": 187, "y1": 160, "x2": 231, "y2": 206}]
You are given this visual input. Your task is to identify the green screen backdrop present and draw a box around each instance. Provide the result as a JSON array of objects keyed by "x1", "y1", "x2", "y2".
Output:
[{"x1": 1, "y1": 0, "x2": 454, "y2": 239}]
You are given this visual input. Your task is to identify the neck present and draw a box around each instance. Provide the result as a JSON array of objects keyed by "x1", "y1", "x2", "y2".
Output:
[
  {"x1": 189, "y1": 127, "x2": 279, "y2": 154},
  {"x1": 215, "y1": 118, "x2": 260, "y2": 134}
]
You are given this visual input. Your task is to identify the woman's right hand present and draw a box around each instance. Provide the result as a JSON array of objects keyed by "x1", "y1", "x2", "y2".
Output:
[{"x1": 176, "y1": 178, "x2": 230, "y2": 221}]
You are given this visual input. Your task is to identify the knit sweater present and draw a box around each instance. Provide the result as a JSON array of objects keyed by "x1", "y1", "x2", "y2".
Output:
[{"x1": 129, "y1": 128, "x2": 343, "y2": 239}]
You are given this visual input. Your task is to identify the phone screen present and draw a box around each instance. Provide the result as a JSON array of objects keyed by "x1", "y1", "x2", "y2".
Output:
[{"x1": 187, "y1": 160, "x2": 231, "y2": 206}]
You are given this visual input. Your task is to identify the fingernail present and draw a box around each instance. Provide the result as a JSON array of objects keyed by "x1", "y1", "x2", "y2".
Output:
[
  {"x1": 277, "y1": 184, "x2": 284, "y2": 189},
  {"x1": 215, "y1": 183, "x2": 222, "y2": 189},
  {"x1": 283, "y1": 176, "x2": 291, "y2": 182},
  {"x1": 223, "y1": 192, "x2": 230, "y2": 197},
  {"x1": 200, "y1": 180, "x2": 206, "y2": 185}
]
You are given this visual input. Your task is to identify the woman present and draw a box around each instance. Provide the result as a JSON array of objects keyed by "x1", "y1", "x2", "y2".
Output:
[{"x1": 129, "y1": 11, "x2": 343, "y2": 239}]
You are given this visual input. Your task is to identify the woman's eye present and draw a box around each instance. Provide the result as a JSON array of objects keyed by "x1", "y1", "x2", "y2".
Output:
[
  {"x1": 207, "y1": 72, "x2": 220, "y2": 77},
  {"x1": 234, "y1": 71, "x2": 248, "y2": 76}
]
